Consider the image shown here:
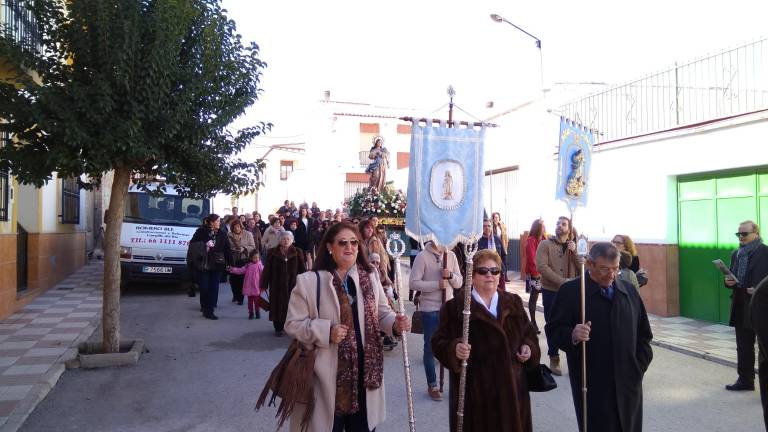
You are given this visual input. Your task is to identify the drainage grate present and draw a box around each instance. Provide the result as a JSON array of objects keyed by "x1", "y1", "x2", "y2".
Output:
[{"x1": 57, "y1": 287, "x2": 75, "y2": 290}]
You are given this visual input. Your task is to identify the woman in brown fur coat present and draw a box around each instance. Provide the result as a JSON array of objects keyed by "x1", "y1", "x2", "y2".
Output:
[
  {"x1": 432, "y1": 249, "x2": 541, "y2": 432},
  {"x1": 261, "y1": 230, "x2": 305, "y2": 336}
]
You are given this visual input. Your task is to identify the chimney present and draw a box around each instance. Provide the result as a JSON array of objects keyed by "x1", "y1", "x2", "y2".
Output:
[
  {"x1": 324, "y1": 90, "x2": 331, "y2": 101},
  {"x1": 486, "y1": 101, "x2": 494, "y2": 108}
]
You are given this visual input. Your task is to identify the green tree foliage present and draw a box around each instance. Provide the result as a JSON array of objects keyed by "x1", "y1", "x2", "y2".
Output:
[
  {"x1": 0, "y1": 0, "x2": 269, "y2": 196},
  {"x1": 0, "y1": 0, "x2": 270, "y2": 353}
]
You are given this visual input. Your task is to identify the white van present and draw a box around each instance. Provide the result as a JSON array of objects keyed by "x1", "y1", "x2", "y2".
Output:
[{"x1": 119, "y1": 185, "x2": 211, "y2": 284}]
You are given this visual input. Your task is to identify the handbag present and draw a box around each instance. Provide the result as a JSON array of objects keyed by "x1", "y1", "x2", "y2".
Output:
[
  {"x1": 258, "y1": 291, "x2": 271, "y2": 312},
  {"x1": 256, "y1": 271, "x2": 321, "y2": 431},
  {"x1": 636, "y1": 268, "x2": 649, "y2": 287},
  {"x1": 527, "y1": 363, "x2": 557, "y2": 392},
  {"x1": 212, "y1": 251, "x2": 226, "y2": 266},
  {"x1": 410, "y1": 292, "x2": 424, "y2": 335}
]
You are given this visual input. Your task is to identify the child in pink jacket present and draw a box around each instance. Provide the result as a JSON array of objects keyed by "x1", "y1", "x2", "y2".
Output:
[{"x1": 227, "y1": 250, "x2": 264, "y2": 319}]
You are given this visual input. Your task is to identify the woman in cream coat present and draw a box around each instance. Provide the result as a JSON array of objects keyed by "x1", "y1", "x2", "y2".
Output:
[{"x1": 285, "y1": 221, "x2": 410, "y2": 432}]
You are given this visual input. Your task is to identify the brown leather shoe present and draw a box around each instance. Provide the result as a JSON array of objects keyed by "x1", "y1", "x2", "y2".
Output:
[
  {"x1": 428, "y1": 386, "x2": 443, "y2": 401},
  {"x1": 549, "y1": 355, "x2": 563, "y2": 376}
]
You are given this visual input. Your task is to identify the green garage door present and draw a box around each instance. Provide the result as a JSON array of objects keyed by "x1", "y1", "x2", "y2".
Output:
[{"x1": 678, "y1": 169, "x2": 767, "y2": 324}]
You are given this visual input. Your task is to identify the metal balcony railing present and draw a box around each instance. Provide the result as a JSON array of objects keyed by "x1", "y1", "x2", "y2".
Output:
[
  {"x1": 1, "y1": 0, "x2": 41, "y2": 54},
  {"x1": 558, "y1": 37, "x2": 768, "y2": 143},
  {"x1": 359, "y1": 151, "x2": 371, "y2": 169}
]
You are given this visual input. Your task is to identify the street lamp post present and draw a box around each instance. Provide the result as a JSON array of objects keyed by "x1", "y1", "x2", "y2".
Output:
[{"x1": 490, "y1": 13, "x2": 544, "y2": 94}]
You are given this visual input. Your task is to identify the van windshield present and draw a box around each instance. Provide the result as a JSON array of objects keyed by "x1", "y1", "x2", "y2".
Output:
[{"x1": 124, "y1": 192, "x2": 210, "y2": 226}]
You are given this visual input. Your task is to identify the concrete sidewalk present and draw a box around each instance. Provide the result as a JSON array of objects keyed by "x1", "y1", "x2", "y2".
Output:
[
  {"x1": 0, "y1": 263, "x2": 103, "y2": 432},
  {"x1": 505, "y1": 272, "x2": 749, "y2": 370}
]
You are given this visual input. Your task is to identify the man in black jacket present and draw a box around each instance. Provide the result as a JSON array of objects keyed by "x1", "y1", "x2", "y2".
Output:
[
  {"x1": 725, "y1": 220, "x2": 768, "y2": 391},
  {"x1": 546, "y1": 242, "x2": 653, "y2": 432},
  {"x1": 478, "y1": 219, "x2": 506, "y2": 289}
]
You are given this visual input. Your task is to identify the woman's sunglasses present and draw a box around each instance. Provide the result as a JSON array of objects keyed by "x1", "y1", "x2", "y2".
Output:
[
  {"x1": 735, "y1": 232, "x2": 754, "y2": 238},
  {"x1": 336, "y1": 239, "x2": 359, "y2": 248},
  {"x1": 474, "y1": 267, "x2": 501, "y2": 276}
]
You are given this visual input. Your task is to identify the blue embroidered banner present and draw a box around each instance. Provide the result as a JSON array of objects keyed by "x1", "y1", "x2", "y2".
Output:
[
  {"x1": 555, "y1": 117, "x2": 595, "y2": 214},
  {"x1": 405, "y1": 121, "x2": 485, "y2": 248}
]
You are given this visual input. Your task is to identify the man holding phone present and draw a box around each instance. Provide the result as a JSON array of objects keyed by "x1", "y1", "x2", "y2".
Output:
[{"x1": 725, "y1": 220, "x2": 768, "y2": 391}]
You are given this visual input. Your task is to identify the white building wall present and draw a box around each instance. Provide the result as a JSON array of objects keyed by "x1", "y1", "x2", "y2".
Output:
[
  {"x1": 485, "y1": 97, "x2": 768, "y2": 245},
  {"x1": 40, "y1": 177, "x2": 59, "y2": 233},
  {"x1": 221, "y1": 101, "x2": 417, "y2": 216},
  {"x1": 577, "y1": 111, "x2": 768, "y2": 243}
]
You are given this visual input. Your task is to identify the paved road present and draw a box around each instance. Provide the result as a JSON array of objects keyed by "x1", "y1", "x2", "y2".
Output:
[{"x1": 20, "y1": 281, "x2": 765, "y2": 432}]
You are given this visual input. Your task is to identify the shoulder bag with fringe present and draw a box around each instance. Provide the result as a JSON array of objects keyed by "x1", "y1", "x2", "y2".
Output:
[{"x1": 256, "y1": 271, "x2": 321, "y2": 431}]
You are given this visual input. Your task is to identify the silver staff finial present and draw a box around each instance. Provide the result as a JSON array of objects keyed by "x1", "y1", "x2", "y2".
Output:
[{"x1": 386, "y1": 233, "x2": 406, "y2": 259}]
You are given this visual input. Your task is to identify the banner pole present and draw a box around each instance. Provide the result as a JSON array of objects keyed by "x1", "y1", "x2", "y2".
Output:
[
  {"x1": 386, "y1": 234, "x2": 416, "y2": 432},
  {"x1": 580, "y1": 259, "x2": 588, "y2": 432},
  {"x1": 575, "y1": 222, "x2": 588, "y2": 432},
  {"x1": 439, "y1": 250, "x2": 448, "y2": 393}
]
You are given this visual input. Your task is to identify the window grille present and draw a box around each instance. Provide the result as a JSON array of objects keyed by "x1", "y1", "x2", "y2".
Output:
[
  {"x1": 61, "y1": 177, "x2": 80, "y2": 224},
  {"x1": 1, "y1": 1, "x2": 41, "y2": 54},
  {"x1": 558, "y1": 38, "x2": 768, "y2": 143},
  {"x1": 0, "y1": 131, "x2": 9, "y2": 222}
]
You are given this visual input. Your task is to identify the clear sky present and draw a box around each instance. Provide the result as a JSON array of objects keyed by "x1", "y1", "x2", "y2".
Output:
[{"x1": 221, "y1": 0, "x2": 768, "y2": 137}]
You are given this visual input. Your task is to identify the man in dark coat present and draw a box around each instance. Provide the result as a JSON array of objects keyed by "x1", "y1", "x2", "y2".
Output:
[
  {"x1": 750, "y1": 273, "x2": 768, "y2": 430},
  {"x1": 478, "y1": 219, "x2": 506, "y2": 289},
  {"x1": 726, "y1": 220, "x2": 768, "y2": 391},
  {"x1": 546, "y1": 242, "x2": 653, "y2": 432}
]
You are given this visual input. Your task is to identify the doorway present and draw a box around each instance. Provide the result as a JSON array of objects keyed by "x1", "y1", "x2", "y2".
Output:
[{"x1": 678, "y1": 168, "x2": 768, "y2": 323}]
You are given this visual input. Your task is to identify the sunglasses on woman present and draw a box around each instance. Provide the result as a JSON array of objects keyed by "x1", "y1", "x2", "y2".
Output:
[
  {"x1": 336, "y1": 239, "x2": 359, "y2": 247},
  {"x1": 735, "y1": 231, "x2": 754, "y2": 238},
  {"x1": 474, "y1": 267, "x2": 501, "y2": 276}
]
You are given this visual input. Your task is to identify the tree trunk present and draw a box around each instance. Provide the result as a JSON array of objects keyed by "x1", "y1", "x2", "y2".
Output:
[{"x1": 102, "y1": 167, "x2": 131, "y2": 353}]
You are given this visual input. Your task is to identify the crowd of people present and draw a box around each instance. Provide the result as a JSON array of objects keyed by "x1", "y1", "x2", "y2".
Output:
[
  {"x1": 186, "y1": 203, "x2": 768, "y2": 431},
  {"x1": 186, "y1": 201, "x2": 395, "y2": 329}
]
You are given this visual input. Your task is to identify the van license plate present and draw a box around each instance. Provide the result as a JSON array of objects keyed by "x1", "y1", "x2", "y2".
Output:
[{"x1": 142, "y1": 266, "x2": 172, "y2": 274}]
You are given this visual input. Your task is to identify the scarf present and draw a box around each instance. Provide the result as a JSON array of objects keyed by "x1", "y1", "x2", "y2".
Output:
[
  {"x1": 230, "y1": 232, "x2": 244, "y2": 258},
  {"x1": 333, "y1": 265, "x2": 383, "y2": 415},
  {"x1": 735, "y1": 237, "x2": 763, "y2": 288}
]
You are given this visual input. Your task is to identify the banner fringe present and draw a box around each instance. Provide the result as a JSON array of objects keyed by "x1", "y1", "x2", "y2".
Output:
[{"x1": 404, "y1": 228, "x2": 480, "y2": 251}]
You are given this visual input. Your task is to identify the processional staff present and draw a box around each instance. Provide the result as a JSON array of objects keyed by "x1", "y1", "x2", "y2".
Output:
[
  {"x1": 576, "y1": 233, "x2": 589, "y2": 432},
  {"x1": 386, "y1": 233, "x2": 416, "y2": 432},
  {"x1": 455, "y1": 236, "x2": 479, "y2": 432}
]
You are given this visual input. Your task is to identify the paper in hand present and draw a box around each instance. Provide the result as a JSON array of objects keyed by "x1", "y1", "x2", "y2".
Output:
[{"x1": 712, "y1": 259, "x2": 739, "y2": 283}]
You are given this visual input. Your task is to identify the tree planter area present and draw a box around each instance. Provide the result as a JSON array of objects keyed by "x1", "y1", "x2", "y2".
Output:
[{"x1": 66, "y1": 339, "x2": 145, "y2": 369}]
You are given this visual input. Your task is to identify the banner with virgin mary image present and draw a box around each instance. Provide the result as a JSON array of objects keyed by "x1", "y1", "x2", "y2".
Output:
[
  {"x1": 405, "y1": 120, "x2": 485, "y2": 248},
  {"x1": 555, "y1": 117, "x2": 595, "y2": 214}
]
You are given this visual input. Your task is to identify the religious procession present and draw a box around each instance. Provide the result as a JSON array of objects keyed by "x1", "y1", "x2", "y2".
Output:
[
  {"x1": 2, "y1": 2, "x2": 768, "y2": 432},
  {"x1": 179, "y1": 103, "x2": 766, "y2": 431}
]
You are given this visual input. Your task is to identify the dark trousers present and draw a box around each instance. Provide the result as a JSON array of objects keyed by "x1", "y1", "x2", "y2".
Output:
[
  {"x1": 526, "y1": 279, "x2": 540, "y2": 332},
  {"x1": 229, "y1": 273, "x2": 244, "y2": 303},
  {"x1": 247, "y1": 296, "x2": 260, "y2": 316},
  {"x1": 542, "y1": 289, "x2": 559, "y2": 357},
  {"x1": 198, "y1": 270, "x2": 221, "y2": 314},
  {"x1": 736, "y1": 326, "x2": 757, "y2": 382},
  {"x1": 332, "y1": 408, "x2": 373, "y2": 432},
  {"x1": 273, "y1": 321, "x2": 285, "y2": 332}
]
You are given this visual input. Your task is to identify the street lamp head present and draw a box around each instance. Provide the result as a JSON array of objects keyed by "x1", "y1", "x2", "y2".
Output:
[{"x1": 490, "y1": 13, "x2": 504, "y2": 23}]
